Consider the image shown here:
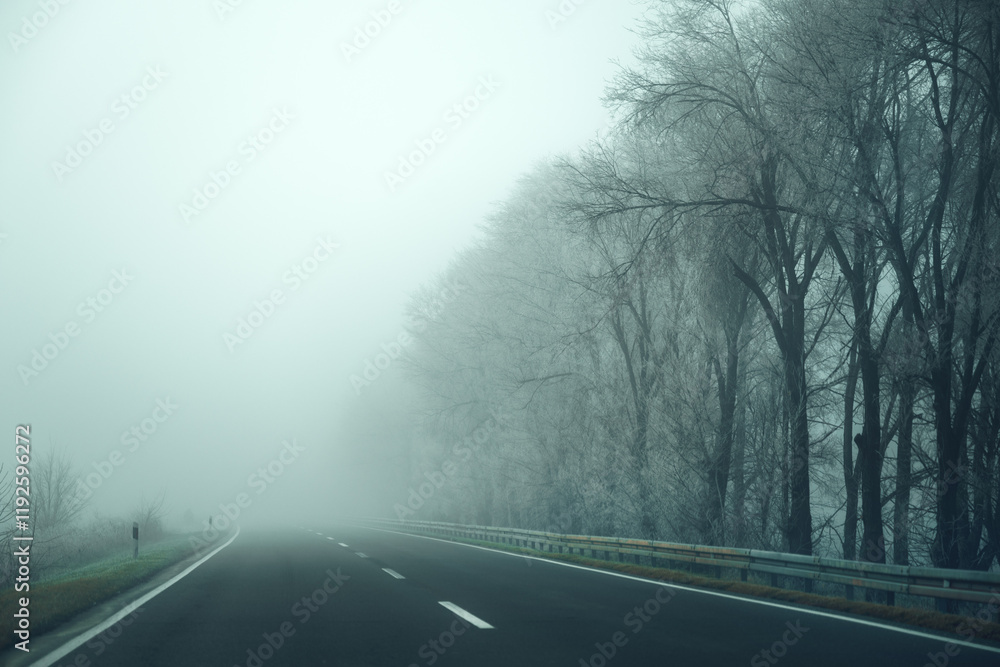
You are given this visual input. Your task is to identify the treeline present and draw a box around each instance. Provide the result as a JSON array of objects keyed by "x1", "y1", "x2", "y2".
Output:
[{"x1": 396, "y1": 0, "x2": 1000, "y2": 570}]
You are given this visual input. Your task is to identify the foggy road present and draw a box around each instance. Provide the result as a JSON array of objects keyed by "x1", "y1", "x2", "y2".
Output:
[
  {"x1": 18, "y1": 525, "x2": 1000, "y2": 666},
  {"x1": 7, "y1": 3, "x2": 1000, "y2": 666}
]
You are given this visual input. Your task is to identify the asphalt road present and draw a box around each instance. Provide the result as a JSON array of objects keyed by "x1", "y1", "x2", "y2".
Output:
[{"x1": 16, "y1": 524, "x2": 1000, "y2": 666}]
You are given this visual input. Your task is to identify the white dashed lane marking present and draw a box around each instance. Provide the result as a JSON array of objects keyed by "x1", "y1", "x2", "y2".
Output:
[{"x1": 439, "y1": 601, "x2": 494, "y2": 629}]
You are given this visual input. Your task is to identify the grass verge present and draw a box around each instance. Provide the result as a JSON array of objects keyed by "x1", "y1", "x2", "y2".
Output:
[
  {"x1": 0, "y1": 537, "x2": 197, "y2": 652},
  {"x1": 405, "y1": 529, "x2": 1000, "y2": 645}
]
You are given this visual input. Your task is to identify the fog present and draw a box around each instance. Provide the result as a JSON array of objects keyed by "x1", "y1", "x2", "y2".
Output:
[
  {"x1": 1, "y1": 0, "x2": 643, "y2": 529},
  {"x1": 5, "y1": 8, "x2": 1000, "y2": 662}
]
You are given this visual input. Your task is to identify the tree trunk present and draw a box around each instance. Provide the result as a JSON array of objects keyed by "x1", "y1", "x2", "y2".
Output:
[
  {"x1": 785, "y1": 342, "x2": 813, "y2": 555},
  {"x1": 843, "y1": 340, "x2": 860, "y2": 561},
  {"x1": 731, "y1": 360, "x2": 748, "y2": 546},
  {"x1": 857, "y1": 323, "x2": 886, "y2": 566},
  {"x1": 707, "y1": 327, "x2": 741, "y2": 545},
  {"x1": 893, "y1": 376, "x2": 915, "y2": 565}
]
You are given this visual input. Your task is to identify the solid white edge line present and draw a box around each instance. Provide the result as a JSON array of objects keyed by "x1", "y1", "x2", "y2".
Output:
[
  {"x1": 439, "y1": 601, "x2": 494, "y2": 629},
  {"x1": 357, "y1": 525, "x2": 1000, "y2": 655},
  {"x1": 382, "y1": 568, "x2": 406, "y2": 579},
  {"x1": 32, "y1": 527, "x2": 242, "y2": 667}
]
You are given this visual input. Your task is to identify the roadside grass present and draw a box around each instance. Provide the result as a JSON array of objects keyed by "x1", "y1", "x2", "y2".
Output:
[
  {"x1": 0, "y1": 537, "x2": 196, "y2": 652},
  {"x1": 404, "y1": 529, "x2": 1000, "y2": 645}
]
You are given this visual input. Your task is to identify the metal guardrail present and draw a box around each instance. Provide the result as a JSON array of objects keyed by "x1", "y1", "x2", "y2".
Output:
[{"x1": 361, "y1": 518, "x2": 1000, "y2": 608}]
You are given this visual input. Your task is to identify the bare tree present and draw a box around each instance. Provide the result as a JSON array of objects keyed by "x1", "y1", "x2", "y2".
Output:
[
  {"x1": 132, "y1": 491, "x2": 169, "y2": 542},
  {"x1": 33, "y1": 449, "x2": 88, "y2": 535}
]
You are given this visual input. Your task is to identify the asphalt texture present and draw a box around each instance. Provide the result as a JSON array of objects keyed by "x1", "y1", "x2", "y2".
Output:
[{"x1": 12, "y1": 523, "x2": 1000, "y2": 666}]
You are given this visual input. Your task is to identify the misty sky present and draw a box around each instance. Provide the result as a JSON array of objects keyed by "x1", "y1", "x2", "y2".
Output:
[{"x1": 0, "y1": 0, "x2": 643, "y2": 526}]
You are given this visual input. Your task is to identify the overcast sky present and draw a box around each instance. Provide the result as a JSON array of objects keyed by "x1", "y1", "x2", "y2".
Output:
[{"x1": 0, "y1": 0, "x2": 644, "y2": 527}]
